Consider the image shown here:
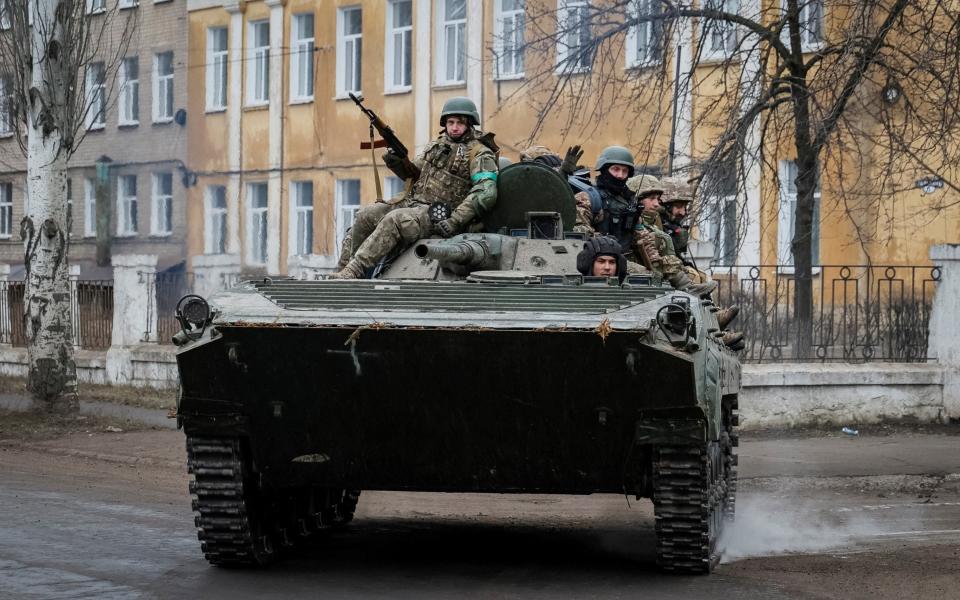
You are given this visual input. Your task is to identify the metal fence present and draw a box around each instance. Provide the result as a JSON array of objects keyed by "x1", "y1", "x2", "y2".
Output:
[
  {"x1": 143, "y1": 272, "x2": 195, "y2": 344},
  {"x1": 711, "y1": 265, "x2": 940, "y2": 362},
  {"x1": 0, "y1": 279, "x2": 113, "y2": 350}
]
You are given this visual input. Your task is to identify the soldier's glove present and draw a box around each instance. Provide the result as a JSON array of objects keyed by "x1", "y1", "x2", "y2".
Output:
[
  {"x1": 561, "y1": 145, "x2": 584, "y2": 176},
  {"x1": 435, "y1": 219, "x2": 457, "y2": 238},
  {"x1": 382, "y1": 150, "x2": 411, "y2": 180}
]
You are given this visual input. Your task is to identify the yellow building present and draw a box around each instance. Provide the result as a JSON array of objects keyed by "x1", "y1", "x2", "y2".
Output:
[{"x1": 183, "y1": 0, "x2": 960, "y2": 283}]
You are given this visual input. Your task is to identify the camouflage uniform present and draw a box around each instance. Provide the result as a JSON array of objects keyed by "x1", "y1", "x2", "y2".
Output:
[
  {"x1": 572, "y1": 146, "x2": 638, "y2": 255},
  {"x1": 660, "y1": 177, "x2": 707, "y2": 284},
  {"x1": 336, "y1": 129, "x2": 499, "y2": 277}
]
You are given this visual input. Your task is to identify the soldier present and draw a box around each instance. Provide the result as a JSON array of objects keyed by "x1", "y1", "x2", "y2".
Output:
[
  {"x1": 630, "y1": 175, "x2": 717, "y2": 297},
  {"x1": 572, "y1": 146, "x2": 638, "y2": 255},
  {"x1": 576, "y1": 235, "x2": 627, "y2": 281},
  {"x1": 333, "y1": 97, "x2": 499, "y2": 279}
]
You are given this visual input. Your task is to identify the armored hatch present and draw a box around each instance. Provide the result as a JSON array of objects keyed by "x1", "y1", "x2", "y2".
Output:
[{"x1": 484, "y1": 162, "x2": 577, "y2": 234}]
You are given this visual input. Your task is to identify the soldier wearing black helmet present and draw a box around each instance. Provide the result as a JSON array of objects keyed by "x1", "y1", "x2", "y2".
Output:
[
  {"x1": 334, "y1": 97, "x2": 499, "y2": 279},
  {"x1": 576, "y1": 235, "x2": 628, "y2": 281},
  {"x1": 573, "y1": 146, "x2": 639, "y2": 257}
]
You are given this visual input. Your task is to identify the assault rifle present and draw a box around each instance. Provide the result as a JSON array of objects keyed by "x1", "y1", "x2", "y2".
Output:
[{"x1": 349, "y1": 93, "x2": 421, "y2": 182}]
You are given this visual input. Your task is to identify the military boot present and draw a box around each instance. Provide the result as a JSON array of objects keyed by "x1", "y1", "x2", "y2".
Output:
[
  {"x1": 668, "y1": 270, "x2": 718, "y2": 298},
  {"x1": 328, "y1": 260, "x2": 366, "y2": 280},
  {"x1": 722, "y1": 330, "x2": 744, "y2": 348},
  {"x1": 717, "y1": 305, "x2": 740, "y2": 329}
]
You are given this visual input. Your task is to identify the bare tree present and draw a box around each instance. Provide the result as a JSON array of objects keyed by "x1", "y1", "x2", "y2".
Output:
[
  {"x1": 503, "y1": 0, "x2": 960, "y2": 358},
  {"x1": 0, "y1": 0, "x2": 134, "y2": 411}
]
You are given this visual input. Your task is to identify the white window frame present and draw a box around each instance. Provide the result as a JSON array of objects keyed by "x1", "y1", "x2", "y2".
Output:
[
  {"x1": 556, "y1": 0, "x2": 592, "y2": 74},
  {"x1": 246, "y1": 182, "x2": 268, "y2": 265},
  {"x1": 85, "y1": 62, "x2": 106, "y2": 130},
  {"x1": 385, "y1": 0, "x2": 412, "y2": 92},
  {"x1": 289, "y1": 181, "x2": 314, "y2": 256},
  {"x1": 290, "y1": 13, "x2": 315, "y2": 103},
  {"x1": 204, "y1": 185, "x2": 227, "y2": 255},
  {"x1": 118, "y1": 56, "x2": 139, "y2": 126},
  {"x1": 83, "y1": 178, "x2": 96, "y2": 238},
  {"x1": 701, "y1": 0, "x2": 739, "y2": 61},
  {"x1": 436, "y1": 0, "x2": 466, "y2": 85},
  {"x1": 153, "y1": 51, "x2": 174, "y2": 123},
  {"x1": 119, "y1": 0, "x2": 138, "y2": 8},
  {"x1": 151, "y1": 172, "x2": 173, "y2": 236},
  {"x1": 117, "y1": 174, "x2": 138, "y2": 236},
  {"x1": 0, "y1": 74, "x2": 12, "y2": 136},
  {"x1": 335, "y1": 179, "x2": 361, "y2": 261},
  {"x1": 206, "y1": 27, "x2": 228, "y2": 111},
  {"x1": 247, "y1": 20, "x2": 270, "y2": 105},
  {"x1": 0, "y1": 182, "x2": 12, "y2": 239},
  {"x1": 336, "y1": 6, "x2": 362, "y2": 97},
  {"x1": 625, "y1": 0, "x2": 663, "y2": 68},
  {"x1": 781, "y1": 0, "x2": 824, "y2": 52},
  {"x1": 777, "y1": 159, "x2": 821, "y2": 268},
  {"x1": 494, "y1": 0, "x2": 525, "y2": 80},
  {"x1": 86, "y1": 0, "x2": 105, "y2": 15}
]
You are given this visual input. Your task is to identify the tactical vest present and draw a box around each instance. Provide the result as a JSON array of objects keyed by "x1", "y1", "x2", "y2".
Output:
[
  {"x1": 596, "y1": 188, "x2": 638, "y2": 252},
  {"x1": 411, "y1": 134, "x2": 483, "y2": 207},
  {"x1": 662, "y1": 219, "x2": 690, "y2": 255}
]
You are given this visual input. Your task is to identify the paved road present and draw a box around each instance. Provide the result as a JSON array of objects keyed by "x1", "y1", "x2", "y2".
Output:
[{"x1": 1, "y1": 431, "x2": 959, "y2": 599}]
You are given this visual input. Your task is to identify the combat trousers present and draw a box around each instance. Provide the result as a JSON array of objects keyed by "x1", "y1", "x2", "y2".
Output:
[
  {"x1": 337, "y1": 199, "x2": 410, "y2": 267},
  {"x1": 352, "y1": 205, "x2": 433, "y2": 271}
]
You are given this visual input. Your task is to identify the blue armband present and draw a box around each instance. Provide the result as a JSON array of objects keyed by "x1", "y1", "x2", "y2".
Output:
[{"x1": 471, "y1": 171, "x2": 498, "y2": 183}]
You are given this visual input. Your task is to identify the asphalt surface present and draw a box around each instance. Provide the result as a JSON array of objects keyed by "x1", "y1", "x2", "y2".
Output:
[{"x1": 1, "y1": 429, "x2": 959, "y2": 599}]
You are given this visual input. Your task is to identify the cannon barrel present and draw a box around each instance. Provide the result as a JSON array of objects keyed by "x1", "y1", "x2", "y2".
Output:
[{"x1": 414, "y1": 239, "x2": 491, "y2": 267}]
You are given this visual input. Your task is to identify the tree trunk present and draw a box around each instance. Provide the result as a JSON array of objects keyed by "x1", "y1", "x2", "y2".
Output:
[
  {"x1": 791, "y1": 150, "x2": 818, "y2": 360},
  {"x1": 23, "y1": 0, "x2": 79, "y2": 412}
]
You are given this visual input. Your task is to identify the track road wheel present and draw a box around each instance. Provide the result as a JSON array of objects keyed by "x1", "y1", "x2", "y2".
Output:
[{"x1": 187, "y1": 436, "x2": 277, "y2": 567}]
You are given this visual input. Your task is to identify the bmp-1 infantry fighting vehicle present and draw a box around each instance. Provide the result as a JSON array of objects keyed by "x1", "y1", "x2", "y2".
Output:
[{"x1": 174, "y1": 163, "x2": 741, "y2": 574}]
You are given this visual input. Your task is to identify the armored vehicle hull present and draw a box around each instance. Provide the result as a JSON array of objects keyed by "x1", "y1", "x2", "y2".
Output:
[{"x1": 175, "y1": 164, "x2": 741, "y2": 573}]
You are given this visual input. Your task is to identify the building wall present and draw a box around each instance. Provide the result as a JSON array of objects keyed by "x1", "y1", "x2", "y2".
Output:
[
  {"x1": 0, "y1": 0, "x2": 190, "y2": 274},
  {"x1": 183, "y1": 0, "x2": 960, "y2": 277}
]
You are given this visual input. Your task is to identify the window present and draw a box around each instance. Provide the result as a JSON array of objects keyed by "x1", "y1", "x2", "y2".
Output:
[
  {"x1": 337, "y1": 7, "x2": 362, "y2": 96},
  {"x1": 152, "y1": 173, "x2": 173, "y2": 235},
  {"x1": 85, "y1": 62, "x2": 106, "y2": 129},
  {"x1": 291, "y1": 14, "x2": 315, "y2": 101},
  {"x1": 119, "y1": 0, "x2": 138, "y2": 8},
  {"x1": 86, "y1": 0, "x2": 105, "y2": 14},
  {"x1": 335, "y1": 179, "x2": 360, "y2": 259},
  {"x1": 385, "y1": 0, "x2": 412, "y2": 91},
  {"x1": 777, "y1": 159, "x2": 820, "y2": 266},
  {"x1": 626, "y1": 0, "x2": 663, "y2": 67},
  {"x1": 781, "y1": 0, "x2": 824, "y2": 50},
  {"x1": 0, "y1": 183, "x2": 11, "y2": 238},
  {"x1": 247, "y1": 182, "x2": 268, "y2": 264},
  {"x1": 698, "y1": 160, "x2": 737, "y2": 267},
  {"x1": 118, "y1": 57, "x2": 139, "y2": 125},
  {"x1": 290, "y1": 181, "x2": 313, "y2": 256},
  {"x1": 83, "y1": 178, "x2": 96, "y2": 238},
  {"x1": 206, "y1": 27, "x2": 228, "y2": 111},
  {"x1": 702, "y1": 0, "x2": 738, "y2": 60},
  {"x1": 153, "y1": 52, "x2": 174, "y2": 122},
  {"x1": 117, "y1": 175, "x2": 138, "y2": 236},
  {"x1": 437, "y1": 0, "x2": 465, "y2": 84},
  {"x1": 247, "y1": 21, "x2": 270, "y2": 104},
  {"x1": 557, "y1": 0, "x2": 592, "y2": 73},
  {"x1": 385, "y1": 176, "x2": 405, "y2": 199},
  {"x1": 205, "y1": 185, "x2": 227, "y2": 254},
  {"x1": 0, "y1": 1, "x2": 9, "y2": 31},
  {"x1": 0, "y1": 74, "x2": 12, "y2": 136},
  {"x1": 494, "y1": 0, "x2": 525, "y2": 79}
]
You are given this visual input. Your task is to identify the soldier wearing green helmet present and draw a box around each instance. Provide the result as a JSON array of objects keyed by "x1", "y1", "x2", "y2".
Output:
[
  {"x1": 333, "y1": 96, "x2": 499, "y2": 279},
  {"x1": 572, "y1": 145, "x2": 639, "y2": 257}
]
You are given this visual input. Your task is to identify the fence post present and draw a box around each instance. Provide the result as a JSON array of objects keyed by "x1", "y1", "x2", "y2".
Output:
[
  {"x1": 0, "y1": 264, "x2": 10, "y2": 345},
  {"x1": 106, "y1": 254, "x2": 158, "y2": 385},
  {"x1": 69, "y1": 264, "x2": 81, "y2": 349},
  {"x1": 929, "y1": 244, "x2": 960, "y2": 421}
]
